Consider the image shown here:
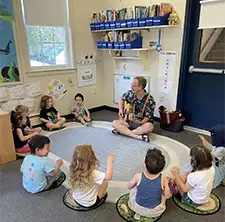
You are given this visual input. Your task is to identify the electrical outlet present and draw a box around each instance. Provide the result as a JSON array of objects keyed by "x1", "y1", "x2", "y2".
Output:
[
  {"x1": 159, "y1": 94, "x2": 164, "y2": 102},
  {"x1": 93, "y1": 87, "x2": 97, "y2": 95}
]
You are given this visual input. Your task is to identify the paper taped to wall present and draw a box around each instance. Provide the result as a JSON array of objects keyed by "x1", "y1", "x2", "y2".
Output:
[
  {"x1": 1, "y1": 100, "x2": 19, "y2": 112},
  {"x1": 8, "y1": 85, "x2": 26, "y2": 100},
  {"x1": 47, "y1": 80, "x2": 67, "y2": 100},
  {"x1": 77, "y1": 64, "x2": 97, "y2": 87},
  {"x1": 0, "y1": 87, "x2": 8, "y2": 102},
  {"x1": 19, "y1": 98, "x2": 36, "y2": 112},
  {"x1": 158, "y1": 79, "x2": 173, "y2": 95},
  {"x1": 158, "y1": 51, "x2": 176, "y2": 81},
  {"x1": 26, "y1": 82, "x2": 42, "y2": 97}
]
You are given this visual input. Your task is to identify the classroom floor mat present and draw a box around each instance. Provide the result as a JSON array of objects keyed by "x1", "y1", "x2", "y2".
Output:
[
  {"x1": 43, "y1": 121, "x2": 190, "y2": 203},
  {"x1": 63, "y1": 189, "x2": 107, "y2": 211},
  {"x1": 16, "y1": 152, "x2": 30, "y2": 158},
  {"x1": 46, "y1": 121, "x2": 190, "y2": 181},
  {"x1": 41, "y1": 171, "x2": 66, "y2": 192},
  {"x1": 172, "y1": 193, "x2": 221, "y2": 215},
  {"x1": 116, "y1": 193, "x2": 162, "y2": 222}
]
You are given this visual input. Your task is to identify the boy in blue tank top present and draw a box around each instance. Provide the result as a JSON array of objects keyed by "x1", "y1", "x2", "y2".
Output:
[{"x1": 127, "y1": 148, "x2": 171, "y2": 218}]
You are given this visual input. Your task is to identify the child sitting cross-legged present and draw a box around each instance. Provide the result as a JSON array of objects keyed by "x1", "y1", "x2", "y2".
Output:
[
  {"x1": 184, "y1": 136, "x2": 225, "y2": 188},
  {"x1": 171, "y1": 145, "x2": 215, "y2": 208},
  {"x1": 15, "y1": 105, "x2": 42, "y2": 135},
  {"x1": 70, "y1": 144, "x2": 115, "y2": 207},
  {"x1": 40, "y1": 95, "x2": 66, "y2": 130},
  {"x1": 127, "y1": 148, "x2": 171, "y2": 218},
  {"x1": 11, "y1": 111, "x2": 38, "y2": 153},
  {"x1": 71, "y1": 93, "x2": 92, "y2": 126},
  {"x1": 20, "y1": 135, "x2": 64, "y2": 193}
]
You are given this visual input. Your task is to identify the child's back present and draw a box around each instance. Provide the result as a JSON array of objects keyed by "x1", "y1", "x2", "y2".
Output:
[
  {"x1": 127, "y1": 148, "x2": 171, "y2": 218},
  {"x1": 20, "y1": 135, "x2": 64, "y2": 193},
  {"x1": 21, "y1": 155, "x2": 55, "y2": 193},
  {"x1": 136, "y1": 172, "x2": 163, "y2": 208},
  {"x1": 187, "y1": 166, "x2": 214, "y2": 204}
]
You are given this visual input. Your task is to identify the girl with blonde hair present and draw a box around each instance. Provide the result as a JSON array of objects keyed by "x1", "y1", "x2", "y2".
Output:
[{"x1": 70, "y1": 145, "x2": 115, "y2": 207}]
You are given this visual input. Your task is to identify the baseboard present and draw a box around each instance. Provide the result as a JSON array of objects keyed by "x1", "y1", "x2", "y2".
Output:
[
  {"x1": 33, "y1": 105, "x2": 160, "y2": 127},
  {"x1": 183, "y1": 126, "x2": 210, "y2": 136}
]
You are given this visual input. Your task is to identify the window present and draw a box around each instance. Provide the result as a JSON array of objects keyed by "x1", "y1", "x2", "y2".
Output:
[
  {"x1": 27, "y1": 26, "x2": 68, "y2": 67},
  {"x1": 21, "y1": 0, "x2": 73, "y2": 70},
  {"x1": 197, "y1": 0, "x2": 225, "y2": 64},
  {"x1": 198, "y1": 28, "x2": 225, "y2": 64}
]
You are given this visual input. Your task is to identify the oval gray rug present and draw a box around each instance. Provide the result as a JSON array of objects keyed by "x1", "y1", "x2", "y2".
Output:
[{"x1": 49, "y1": 127, "x2": 170, "y2": 181}]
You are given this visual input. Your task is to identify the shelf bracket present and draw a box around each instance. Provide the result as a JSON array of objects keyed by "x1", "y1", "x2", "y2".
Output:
[{"x1": 156, "y1": 29, "x2": 162, "y2": 52}]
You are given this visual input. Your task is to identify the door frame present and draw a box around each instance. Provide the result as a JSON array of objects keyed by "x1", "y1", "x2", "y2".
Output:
[{"x1": 177, "y1": 0, "x2": 225, "y2": 111}]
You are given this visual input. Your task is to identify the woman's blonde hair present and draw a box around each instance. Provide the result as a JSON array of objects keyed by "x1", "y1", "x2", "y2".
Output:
[
  {"x1": 70, "y1": 145, "x2": 99, "y2": 190},
  {"x1": 40, "y1": 95, "x2": 52, "y2": 109}
]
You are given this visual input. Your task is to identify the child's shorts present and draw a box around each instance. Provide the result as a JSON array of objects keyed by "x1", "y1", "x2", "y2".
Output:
[
  {"x1": 181, "y1": 192, "x2": 199, "y2": 208},
  {"x1": 128, "y1": 188, "x2": 166, "y2": 218},
  {"x1": 128, "y1": 121, "x2": 142, "y2": 130}
]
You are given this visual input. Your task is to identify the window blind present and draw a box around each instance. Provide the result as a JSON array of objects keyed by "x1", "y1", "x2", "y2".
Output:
[
  {"x1": 198, "y1": 0, "x2": 225, "y2": 29},
  {"x1": 22, "y1": 0, "x2": 68, "y2": 27}
]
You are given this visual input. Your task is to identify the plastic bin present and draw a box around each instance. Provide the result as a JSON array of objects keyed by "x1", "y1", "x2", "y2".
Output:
[
  {"x1": 127, "y1": 19, "x2": 133, "y2": 28},
  {"x1": 120, "y1": 20, "x2": 127, "y2": 28},
  {"x1": 97, "y1": 42, "x2": 102, "y2": 49},
  {"x1": 116, "y1": 20, "x2": 121, "y2": 28},
  {"x1": 95, "y1": 23, "x2": 100, "y2": 30},
  {"x1": 138, "y1": 18, "x2": 146, "y2": 27},
  {"x1": 125, "y1": 37, "x2": 143, "y2": 49},
  {"x1": 110, "y1": 21, "x2": 116, "y2": 29},
  {"x1": 114, "y1": 42, "x2": 120, "y2": 49},
  {"x1": 132, "y1": 19, "x2": 139, "y2": 27},
  {"x1": 102, "y1": 42, "x2": 107, "y2": 49},
  {"x1": 146, "y1": 17, "x2": 153, "y2": 26},
  {"x1": 90, "y1": 23, "x2": 95, "y2": 31},
  {"x1": 107, "y1": 42, "x2": 114, "y2": 49},
  {"x1": 99, "y1": 22, "x2": 105, "y2": 30},
  {"x1": 153, "y1": 13, "x2": 170, "y2": 26},
  {"x1": 104, "y1": 22, "x2": 110, "y2": 29},
  {"x1": 120, "y1": 42, "x2": 125, "y2": 49}
]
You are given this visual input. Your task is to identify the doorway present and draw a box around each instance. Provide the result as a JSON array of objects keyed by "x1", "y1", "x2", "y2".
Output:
[{"x1": 177, "y1": 0, "x2": 225, "y2": 130}]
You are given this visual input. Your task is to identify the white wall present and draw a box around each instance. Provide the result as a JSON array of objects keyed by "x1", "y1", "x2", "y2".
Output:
[
  {"x1": 12, "y1": 0, "x2": 107, "y2": 124},
  {"x1": 101, "y1": 0, "x2": 186, "y2": 117},
  {"x1": 12, "y1": 0, "x2": 187, "y2": 123}
]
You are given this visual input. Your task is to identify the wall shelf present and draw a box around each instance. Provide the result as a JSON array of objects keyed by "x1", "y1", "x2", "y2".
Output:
[
  {"x1": 113, "y1": 57, "x2": 140, "y2": 60},
  {"x1": 99, "y1": 48, "x2": 155, "y2": 51},
  {"x1": 91, "y1": 25, "x2": 178, "y2": 33}
]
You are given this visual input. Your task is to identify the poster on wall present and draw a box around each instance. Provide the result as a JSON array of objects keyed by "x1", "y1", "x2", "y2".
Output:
[
  {"x1": 0, "y1": 0, "x2": 20, "y2": 84},
  {"x1": 158, "y1": 51, "x2": 176, "y2": 95},
  {"x1": 47, "y1": 80, "x2": 67, "y2": 100},
  {"x1": 77, "y1": 64, "x2": 97, "y2": 87}
]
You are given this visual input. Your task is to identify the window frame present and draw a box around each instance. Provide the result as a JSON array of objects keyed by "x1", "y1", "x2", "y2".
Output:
[
  {"x1": 21, "y1": 0, "x2": 74, "y2": 72},
  {"x1": 196, "y1": 28, "x2": 225, "y2": 66}
]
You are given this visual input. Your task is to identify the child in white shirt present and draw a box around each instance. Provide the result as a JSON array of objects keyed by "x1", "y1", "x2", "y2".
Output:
[
  {"x1": 171, "y1": 145, "x2": 215, "y2": 208},
  {"x1": 185, "y1": 136, "x2": 225, "y2": 188},
  {"x1": 69, "y1": 144, "x2": 115, "y2": 207}
]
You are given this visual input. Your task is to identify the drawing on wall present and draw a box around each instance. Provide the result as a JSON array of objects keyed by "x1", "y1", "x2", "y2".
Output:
[
  {"x1": 8, "y1": 85, "x2": 26, "y2": 100},
  {"x1": 0, "y1": 0, "x2": 20, "y2": 83},
  {"x1": 77, "y1": 64, "x2": 97, "y2": 87},
  {"x1": 0, "y1": 86, "x2": 8, "y2": 102},
  {"x1": 47, "y1": 80, "x2": 67, "y2": 100},
  {"x1": 26, "y1": 82, "x2": 42, "y2": 97},
  {"x1": 1, "y1": 99, "x2": 19, "y2": 112},
  {"x1": 19, "y1": 98, "x2": 36, "y2": 112}
]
